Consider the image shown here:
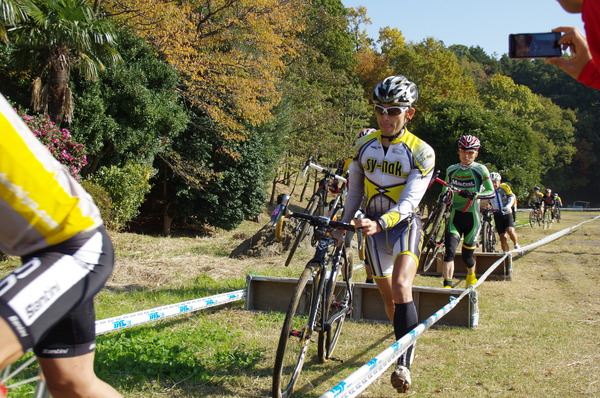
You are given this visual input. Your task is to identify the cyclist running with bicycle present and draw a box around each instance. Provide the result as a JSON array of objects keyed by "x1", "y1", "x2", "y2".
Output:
[
  {"x1": 489, "y1": 172, "x2": 521, "y2": 253},
  {"x1": 441, "y1": 135, "x2": 495, "y2": 289},
  {"x1": 0, "y1": 94, "x2": 122, "y2": 398},
  {"x1": 528, "y1": 186, "x2": 544, "y2": 210},
  {"x1": 333, "y1": 75, "x2": 434, "y2": 394},
  {"x1": 541, "y1": 188, "x2": 557, "y2": 221},
  {"x1": 554, "y1": 192, "x2": 563, "y2": 208}
]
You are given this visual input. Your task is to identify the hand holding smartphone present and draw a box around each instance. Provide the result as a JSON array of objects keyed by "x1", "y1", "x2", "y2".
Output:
[{"x1": 509, "y1": 32, "x2": 562, "y2": 58}]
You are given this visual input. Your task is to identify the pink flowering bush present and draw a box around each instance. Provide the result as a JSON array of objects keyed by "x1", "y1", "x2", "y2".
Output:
[{"x1": 19, "y1": 112, "x2": 88, "y2": 180}]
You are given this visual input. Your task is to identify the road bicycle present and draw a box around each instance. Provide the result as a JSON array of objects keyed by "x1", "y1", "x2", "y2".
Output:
[
  {"x1": 419, "y1": 171, "x2": 473, "y2": 273},
  {"x1": 480, "y1": 207, "x2": 497, "y2": 252},
  {"x1": 284, "y1": 157, "x2": 348, "y2": 267},
  {"x1": 271, "y1": 194, "x2": 362, "y2": 398},
  {"x1": 529, "y1": 205, "x2": 543, "y2": 227}
]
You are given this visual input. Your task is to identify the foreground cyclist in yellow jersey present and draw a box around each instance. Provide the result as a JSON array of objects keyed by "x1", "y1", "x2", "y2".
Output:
[
  {"x1": 442, "y1": 135, "x2": 495, "y2": 288},
  {"x1": 0, "y1": 95, "x2": 122, "y2": 397},
  {"x1": 334, "y1": 75, "x2": 435, "y2": 393}
]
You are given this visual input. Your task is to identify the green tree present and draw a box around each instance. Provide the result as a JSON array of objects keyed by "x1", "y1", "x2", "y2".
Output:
[
  {"x1": 1, "y1": 0, "x2": 122, "y2": 125},
  {"x1": 481, "y1": 74, "x2": 576, "y2": 175},
  {"x1": 413, "y1": 99, "x2": 541, "y2": 202},
  {"x1": 383, "y1": 35, "x2": 479, "y2": 112},
  {"x1": 71, "y1": 28, "x2": 188, "y2": 174},
  {"x1": 152, "y1": 111, "x2": 283, "y2": 234}
]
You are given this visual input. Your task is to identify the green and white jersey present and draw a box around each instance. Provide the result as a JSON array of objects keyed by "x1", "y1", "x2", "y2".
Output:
[{"x1": 444, "y1": 161, "x2": 494, "y2": 213}]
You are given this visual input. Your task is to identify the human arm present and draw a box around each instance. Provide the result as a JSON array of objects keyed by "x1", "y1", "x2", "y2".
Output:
[
  {"x1": 474, "y1": 167, "x2": 495, "y2": 200},
  {"x1": 377, "y1": 165, "x2": 434, "y2": 230},
  {"x1": 546, "y1": 27, "x2": 600, "y2": 89}
]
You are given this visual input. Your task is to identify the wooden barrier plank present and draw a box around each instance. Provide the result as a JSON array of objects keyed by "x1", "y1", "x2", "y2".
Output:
[
  {"x1": 419, "y1": 251, "x2": 512, "y2": 280},
  {"x1": 245, "y1": 275, "x2": 478, "y2": 328}
]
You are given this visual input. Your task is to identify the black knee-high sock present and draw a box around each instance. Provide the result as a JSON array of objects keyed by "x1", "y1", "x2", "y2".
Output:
[{"x1": 394, "y1": 302, "x2": 418, "y2": 368}]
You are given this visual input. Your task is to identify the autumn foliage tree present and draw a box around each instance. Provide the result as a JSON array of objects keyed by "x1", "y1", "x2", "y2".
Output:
[{"x1": 99, "y1": 0, "x2": 305, "y2": 140}]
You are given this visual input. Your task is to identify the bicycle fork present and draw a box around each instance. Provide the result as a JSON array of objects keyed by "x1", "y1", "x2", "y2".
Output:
[{"x1": 288, "y1": 263, "x2": 325, "y2": 341}]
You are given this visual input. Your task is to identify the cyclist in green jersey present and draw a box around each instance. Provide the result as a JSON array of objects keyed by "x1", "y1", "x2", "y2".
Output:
[{"x1": 442, "y1": 135, "x2": 495, "y2": 288}]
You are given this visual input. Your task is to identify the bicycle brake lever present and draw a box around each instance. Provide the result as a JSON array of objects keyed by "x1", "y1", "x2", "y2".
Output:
[
  {"x1": 354, "y1": 211, "x2": 365, "y2": 252},
  {"x1": 301, "y1": 156, "x2": 313, "y2": 177}
]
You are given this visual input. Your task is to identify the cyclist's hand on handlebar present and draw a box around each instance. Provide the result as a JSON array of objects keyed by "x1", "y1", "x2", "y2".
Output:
[
  {"x1": 355, "y1": 217, "x2": 380, "y2": 236},
  {"x1": 458, "y1": 189, "x2": 476, "y2": 199}
]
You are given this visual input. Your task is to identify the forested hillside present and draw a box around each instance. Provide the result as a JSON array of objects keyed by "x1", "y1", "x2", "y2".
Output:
[{"x1": 1, "y1": 0, "x2": 598, "y2": 234}]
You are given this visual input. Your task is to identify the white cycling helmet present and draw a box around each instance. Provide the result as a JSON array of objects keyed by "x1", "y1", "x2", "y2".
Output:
[
  {"x1": 490, "y1": 172, "x2": 501, "y2": 181},
  {"x1": 372, "y1": 75, "x2": 418, "y2": 106}
]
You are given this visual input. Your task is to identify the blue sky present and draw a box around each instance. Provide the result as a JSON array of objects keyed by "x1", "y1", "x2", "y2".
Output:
[{"x1": 340, "y1": 0, "x2": 585, "y2": 57}]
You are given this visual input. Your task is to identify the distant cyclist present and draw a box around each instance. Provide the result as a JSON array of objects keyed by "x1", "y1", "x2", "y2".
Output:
[
  {"x1": 528, "y1": 186, "x2": 544, "y2": 210},
  {"x1": 541, "y1": 188, "x2": 557, "y2": 220},
  {"x1": 489, "y1": 172, "x2": 520, "y2": 252},
  {"x1": 442, "y1": 135, "x2": 495, "y2": 289},
  {"x1": 554, "y1": 193, "x2": 563, "y2": 208}
]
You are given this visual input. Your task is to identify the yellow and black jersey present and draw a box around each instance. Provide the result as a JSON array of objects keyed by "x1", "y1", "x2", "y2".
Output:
[
  {"x1": 0, "y1": 95, "x2": 103, "y2": 256},
  {"x1": 342, "y1": 128, "x2": 435, "y2": 229}
]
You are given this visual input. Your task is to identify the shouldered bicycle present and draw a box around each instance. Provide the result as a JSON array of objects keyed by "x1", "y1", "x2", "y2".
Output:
[
  {"x1": 270, "y1": 194, "x2": 362, "y2": 398},
  {"x1": 419, "y1": 170, "x2": 474, "y2": 273}
]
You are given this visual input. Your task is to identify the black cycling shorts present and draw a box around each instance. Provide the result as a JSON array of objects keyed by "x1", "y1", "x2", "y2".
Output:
[
  {"x1": 493, "y1": 213, "x2": 515, "y2": 234},
  {"x1": 0, "y1": 226, "x2": 114, "y2": 358}
]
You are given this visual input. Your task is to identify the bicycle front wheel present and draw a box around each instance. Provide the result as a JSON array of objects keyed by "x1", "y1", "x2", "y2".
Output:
[
  {"x1": 529, "y1": 210, "x2": 535, "y2": 227},
  {"x1": 554, "y1": 208, "x2": 561, "y2": 223},
  {"x1": 272, "y1": 266, "x2": 319, "y2": 398},
  {"x1": 318, "y1": 247, "x2": 353, "y2": 362},
  {"x1": 482, "y1": 220, "x2": 495, "y2": 252},
  {"x1": 419, "y1": 202, "x2": 446, "y2": 272},
  {"x1": 543, "y1": 209, "x2": 552, "y2": 230}
]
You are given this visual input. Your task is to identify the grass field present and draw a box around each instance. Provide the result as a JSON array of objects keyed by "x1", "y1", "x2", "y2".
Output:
[{"x1": 1, "y1": 211, "x2": 599, "y2": 397}]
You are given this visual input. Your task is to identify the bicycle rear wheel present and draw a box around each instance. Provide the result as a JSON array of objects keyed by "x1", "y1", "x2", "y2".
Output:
[
  {"x1": 318, "y1": 247, "x2": 353, "y2": 363},
  {"x1": 482, "y1": 220, "x2": 495, "y2": 252},
  {"x1": 272, "y1": 266, "x2": 320, "y2": 398},
  {"x1": 419, "y1": 202, "x2": 446, "y2": 272},
  {"x1": 285, "y1": 198, "x2": 319, "y2": 267}
]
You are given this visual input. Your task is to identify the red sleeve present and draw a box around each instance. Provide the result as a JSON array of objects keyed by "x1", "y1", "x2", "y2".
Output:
[
  {"x1": 577, "y1": 59, "x2": 600, "y2": 89},
  {"x1": 580, "y1": 0, "x2": 600, "y2": 89}
]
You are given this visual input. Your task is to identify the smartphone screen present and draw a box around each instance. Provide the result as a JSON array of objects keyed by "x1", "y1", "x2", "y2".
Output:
[{"x1": 508, "y1": 32, "x2": 562, "y2": 58}]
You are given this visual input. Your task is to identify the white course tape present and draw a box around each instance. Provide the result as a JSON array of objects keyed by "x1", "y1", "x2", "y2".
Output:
[
  {"x1": 321, "y1": 214, "x2": 600, "y2": 398},
  {"x1": 508, "y1": 214, "x2": 600, "y2": 256},
  {"x1": 95, "y1": 289, "x2": 246, "y2": 335},
  {"x1": 321, "y1": 289, "x2": 472, "y2": 398}
]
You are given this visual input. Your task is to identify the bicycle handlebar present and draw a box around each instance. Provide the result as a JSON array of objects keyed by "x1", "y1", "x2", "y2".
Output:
[
  {"x1": 285, "y1": 210, "x2": 356, "y2": 231},
  {"x1": 301, "y1": 158, "x2": 347, "y2": 184},
  {"x1": 428, "y1": 169, "x2": 474, "y2": 213}
]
